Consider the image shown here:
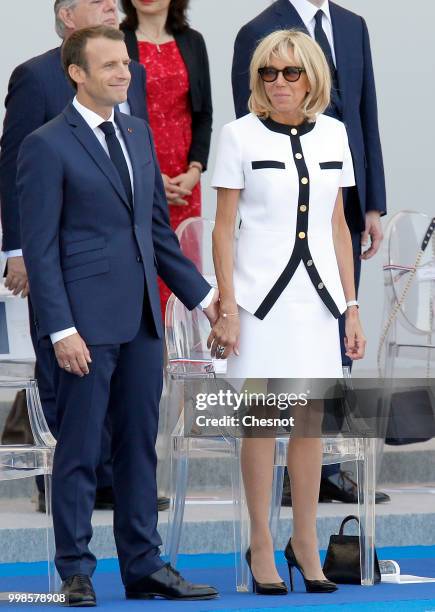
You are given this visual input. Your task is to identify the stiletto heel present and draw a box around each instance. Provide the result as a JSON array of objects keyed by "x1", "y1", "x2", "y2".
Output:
[
  {"x1": 245, "y1": 548, "x2": 288, "y2": 595},
  {"x1": 288, "y1": 564, "x2": 294, "y2": 592},
  {"x1": 284, "y1": 539, "x2": 337, "y2": 593}
]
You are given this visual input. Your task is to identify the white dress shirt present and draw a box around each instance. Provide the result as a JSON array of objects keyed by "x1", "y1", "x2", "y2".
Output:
[
  {"x1": 50, "y1": 98, "x2": 134, "y2": 344},
  {"x1": 51, "y1": 98, "x2": 214, "y2": 344},
  {"x1": 290, "y1": 0, "x2": 336, "y2": 66},
  {"x1": 73, "y1": 97, "x2": 135, "y2": 196},
  {"x1": 4, "y1": 101, "x2": 131, "y2": 262}
]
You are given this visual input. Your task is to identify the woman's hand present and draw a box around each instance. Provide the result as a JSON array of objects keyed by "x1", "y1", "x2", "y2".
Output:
[
  {"x1": 170, "y1": 167, "x2": 201, "y2": 203},
  {"x1": 344, "y1": 307, "x2": 366, "y2": 360},
  {"x1": 207, "y1": 313, "x2": 240, "y2": 359},
  {"x1": 161, "y1": 173, "x2": 192, "y2": 206}
]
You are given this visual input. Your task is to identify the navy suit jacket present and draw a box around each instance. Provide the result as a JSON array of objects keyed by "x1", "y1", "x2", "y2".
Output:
[
  {"x1": 16, "y1": 104, "x2": 210, "y2": 343},
  {"x1": 0, "y1": 47, "x2": 148, "y2": 251},
  {"x1": 232, "y1": 0, "x2": 386, "y2": 226}
]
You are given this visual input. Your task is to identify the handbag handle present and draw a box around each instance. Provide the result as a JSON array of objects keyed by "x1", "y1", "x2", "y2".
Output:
[{"x1": 338, "y1": 514, "x2": 359, "y2": 535}]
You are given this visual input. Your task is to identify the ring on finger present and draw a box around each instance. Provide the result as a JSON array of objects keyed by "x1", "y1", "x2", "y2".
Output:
[
  {"x1": 216, "y1": 345, "x2": 225, "y2": 357},
  {"x1": 64, "y1": 362, "x2": 71, "y2": 370}
]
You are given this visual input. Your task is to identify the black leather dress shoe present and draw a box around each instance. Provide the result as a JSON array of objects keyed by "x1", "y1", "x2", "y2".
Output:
[
  {"x1": 60, "y1": 574, "x2": 96, "y2": 607},
  {"x1": 125, "y1": 563, "x2": 219, "y2": 600},
  {"x1": 94, "y1": 486, "x2": 114, "y2": 510},
  {"x1": 37, "y1": 487, "x2": 115, "y2": 513},
  {"x1": 318, "y1": 472, "x2": 391, "y2": 504},
  {"x1": 38, "y1": 489, "x2": 169, "y2": 513},
  {"x1": 37, "y1": 491, "x2": 46, "y2": 513},
  {"x1": 157, "y1": 496, "x2": 170, "y2": 511},
  {"x1": 281, "y1": 471, "x2": 391, "y2": 506}
]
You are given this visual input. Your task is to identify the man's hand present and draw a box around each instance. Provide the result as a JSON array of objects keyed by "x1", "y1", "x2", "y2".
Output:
[
  {"x1": 162, "y1": 173, "x2": 191, "y2": 206},
  {"x1": 203, "y1": 288, "x2": 219, "y2": 326},
  {"x1": 4, "y1": 256, "x2": 29, "y2": 297},
  {"x1": 361, "y1": 211, "x2": 383, "y2": 260},
  {"x1": 53, "y1": 333, "x2": 92, "y2": 377}
]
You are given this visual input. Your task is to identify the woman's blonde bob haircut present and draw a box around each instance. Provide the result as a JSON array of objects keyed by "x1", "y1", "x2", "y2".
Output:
[{"x1": 248, "y1": 29, "x2": 331, "y2": 122}]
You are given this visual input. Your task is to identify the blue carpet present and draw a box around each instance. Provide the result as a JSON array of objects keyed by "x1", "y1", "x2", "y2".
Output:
[{"x1": 1, "y1": 547, "x2": 435, "y2": 610}]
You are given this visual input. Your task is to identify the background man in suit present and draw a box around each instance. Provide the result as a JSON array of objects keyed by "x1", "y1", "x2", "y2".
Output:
[
  {"x1": 232, "y1": 0, "x2": 389, "y2": 504},
  {"x1": 17, "y1": 26, "x2": 219, "y2": 606},
  {"x1": 0, "y1": 0, "x2": 148, "y2": 512}
]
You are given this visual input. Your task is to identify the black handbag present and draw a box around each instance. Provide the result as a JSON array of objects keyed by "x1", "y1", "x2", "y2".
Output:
[
  {"x1": 1, "y1": 390, "x2": 34, "y2": 445},
  {"x1": 378, "y1": 217, "x2": 435, "y2": 446},
  {"x1": 323, "y1": 515, "x2": 381, "y2": 584},
  {"x1": 386, "y1": 388, "x2": 435, "y2": 445}
]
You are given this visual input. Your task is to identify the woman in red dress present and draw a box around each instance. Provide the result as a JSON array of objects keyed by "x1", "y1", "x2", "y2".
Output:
[{"x1": 121, "y1": 0, "x2": 213, "y2": 319}]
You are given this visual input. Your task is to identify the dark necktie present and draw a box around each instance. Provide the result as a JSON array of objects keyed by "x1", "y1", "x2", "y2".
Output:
[
  {"x1": 314, "y1": 10, "x2": 342, "y2": 119},
  {"x1": 99, "y1": 121, "x2": 133, "y2": 207}
]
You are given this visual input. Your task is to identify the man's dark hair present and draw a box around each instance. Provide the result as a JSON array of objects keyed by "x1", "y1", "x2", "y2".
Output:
[
  {"x1": 120, "y1": 0, "x2": 189, "y2": 34},
  {"x1": 62, "y1": 25, "x2": 125, "y2": 90}
]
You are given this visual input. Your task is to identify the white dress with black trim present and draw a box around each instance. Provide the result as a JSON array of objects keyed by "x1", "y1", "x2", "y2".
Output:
[{"x1": 211, "y1": 112, "x2": 355, "y2": 378}]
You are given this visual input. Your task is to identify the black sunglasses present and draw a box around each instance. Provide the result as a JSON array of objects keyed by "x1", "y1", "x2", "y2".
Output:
[{"x1": 258, "y1": 66, "x2": 306, "y2": 83}]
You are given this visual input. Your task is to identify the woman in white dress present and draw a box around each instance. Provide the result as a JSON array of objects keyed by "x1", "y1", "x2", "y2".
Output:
[{"x1": 208, "y1": 30, "x2": 366, "y2": 595}]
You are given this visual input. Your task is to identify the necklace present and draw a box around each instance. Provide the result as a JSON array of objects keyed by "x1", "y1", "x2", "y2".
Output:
[{"x1": 137, "y1": 27, "x2": 166, "y2": 53}]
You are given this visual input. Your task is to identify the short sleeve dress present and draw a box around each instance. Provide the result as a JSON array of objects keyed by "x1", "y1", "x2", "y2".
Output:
[{"x1": 211, "y1": 113, "x2": 355, "y2": 379}]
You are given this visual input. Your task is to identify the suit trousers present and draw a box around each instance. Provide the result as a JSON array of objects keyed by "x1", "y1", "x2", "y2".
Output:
[
  {"x1": 29, "y1": 299, "x2": 113, "y2": 493},
  {"x1": 51, "y1": 302, "x2": 165, "y2": 584}
]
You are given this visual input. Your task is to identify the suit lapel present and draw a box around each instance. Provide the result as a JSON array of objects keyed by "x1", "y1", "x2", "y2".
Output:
[
  {"x1": 63, "y1": 104, "x2": 132, "y2": 212},
  {"x1": 274, "y1": 0, "x2": 309, "y2": 34},
  {"x1": 329, "y1": 2, "x2": 349, "y2": 107},
  {"x1": 115, "y1": 110, "x2": 144, "y2": 211}
]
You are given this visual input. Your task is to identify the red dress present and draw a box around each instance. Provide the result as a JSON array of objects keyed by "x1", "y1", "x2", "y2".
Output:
[{"x1": 138, "y1": 41, "x2": 201, "y2": 320}]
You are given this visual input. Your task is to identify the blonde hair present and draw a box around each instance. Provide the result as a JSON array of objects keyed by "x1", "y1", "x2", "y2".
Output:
[{"x1": 248, "y1": 29, "x2": 331, "y2": 121}]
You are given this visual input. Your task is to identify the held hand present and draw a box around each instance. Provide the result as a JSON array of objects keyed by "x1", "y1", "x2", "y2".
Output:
[
  {"x1": 4, "y1": 256, "x2": 29, "y2": 298},
  {"x1": 361, "y1": 211, "x2": 383, "y2": 260},
  {"x1": 162, "y1": 173, "x2": 191, "y2": 206},
  {"x1": 344, "y1": 309, "x2": 366, "y2": 360},
  {"x1": 207, "y1": 311, "x2": 240, "y2": 359},
  {"x1": 203, "y1": 288, "x2": 219, "y2": 326},
  {"x1": 53, "y1": 333, "x2": 92, "y2": 377}
]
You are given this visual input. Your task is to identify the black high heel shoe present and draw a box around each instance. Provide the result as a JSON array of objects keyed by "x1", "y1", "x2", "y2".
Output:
[
  {"x1": 284, "y1": 539, "x2": 337, "y2": 593},
  {"x1": 245, "y1": 548, "x2": 288, "y2": 595}
]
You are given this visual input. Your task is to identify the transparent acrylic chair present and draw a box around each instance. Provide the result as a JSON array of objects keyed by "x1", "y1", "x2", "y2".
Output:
[
  {"x1": 379, "y1": 211, "x2": 435, "y2": 378},
  {"x1": 377, "y1": 211, "x2": 435, "y2": 471},
  {"x1": 164, "y1": 293, "x2": 377, "y2": 591},
  {"x1": 156, "y1": 217, "x2": 216, "y2": 500},
  {"x1": 0, "y1": 360, "x2": 57, "y2": 591}
]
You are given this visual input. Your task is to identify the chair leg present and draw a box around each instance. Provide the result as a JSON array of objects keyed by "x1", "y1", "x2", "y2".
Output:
[
  {"x1": 356, "y1": 439, "x2": 376, "y2": 586},
  {"x1": 165, "y1": 436, "x2": 189, "y2": 567},
  {"x1": 377, "y1": 344, "x2": 396, "y2": 480},
  {"x1": 231, "y1": 438, "x2": 250, "y2": 592},
  {"x1": 157, "y1": 378, "x2": 183, "y2": 499},
  {"x1": 43, "y1": 471, "x2": 60, "y2": 593}
]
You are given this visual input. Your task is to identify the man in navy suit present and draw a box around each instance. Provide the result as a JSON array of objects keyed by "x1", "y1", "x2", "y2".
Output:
[
  {"x1": 232, "y1": 0, "x2": 389, "y2": 504},
  {"x1": 17, "y1": 26, "x2": 219, "y2": 605},
  {"x1": 0, "y1": 0, "x2": 148, "y2": 511}
]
